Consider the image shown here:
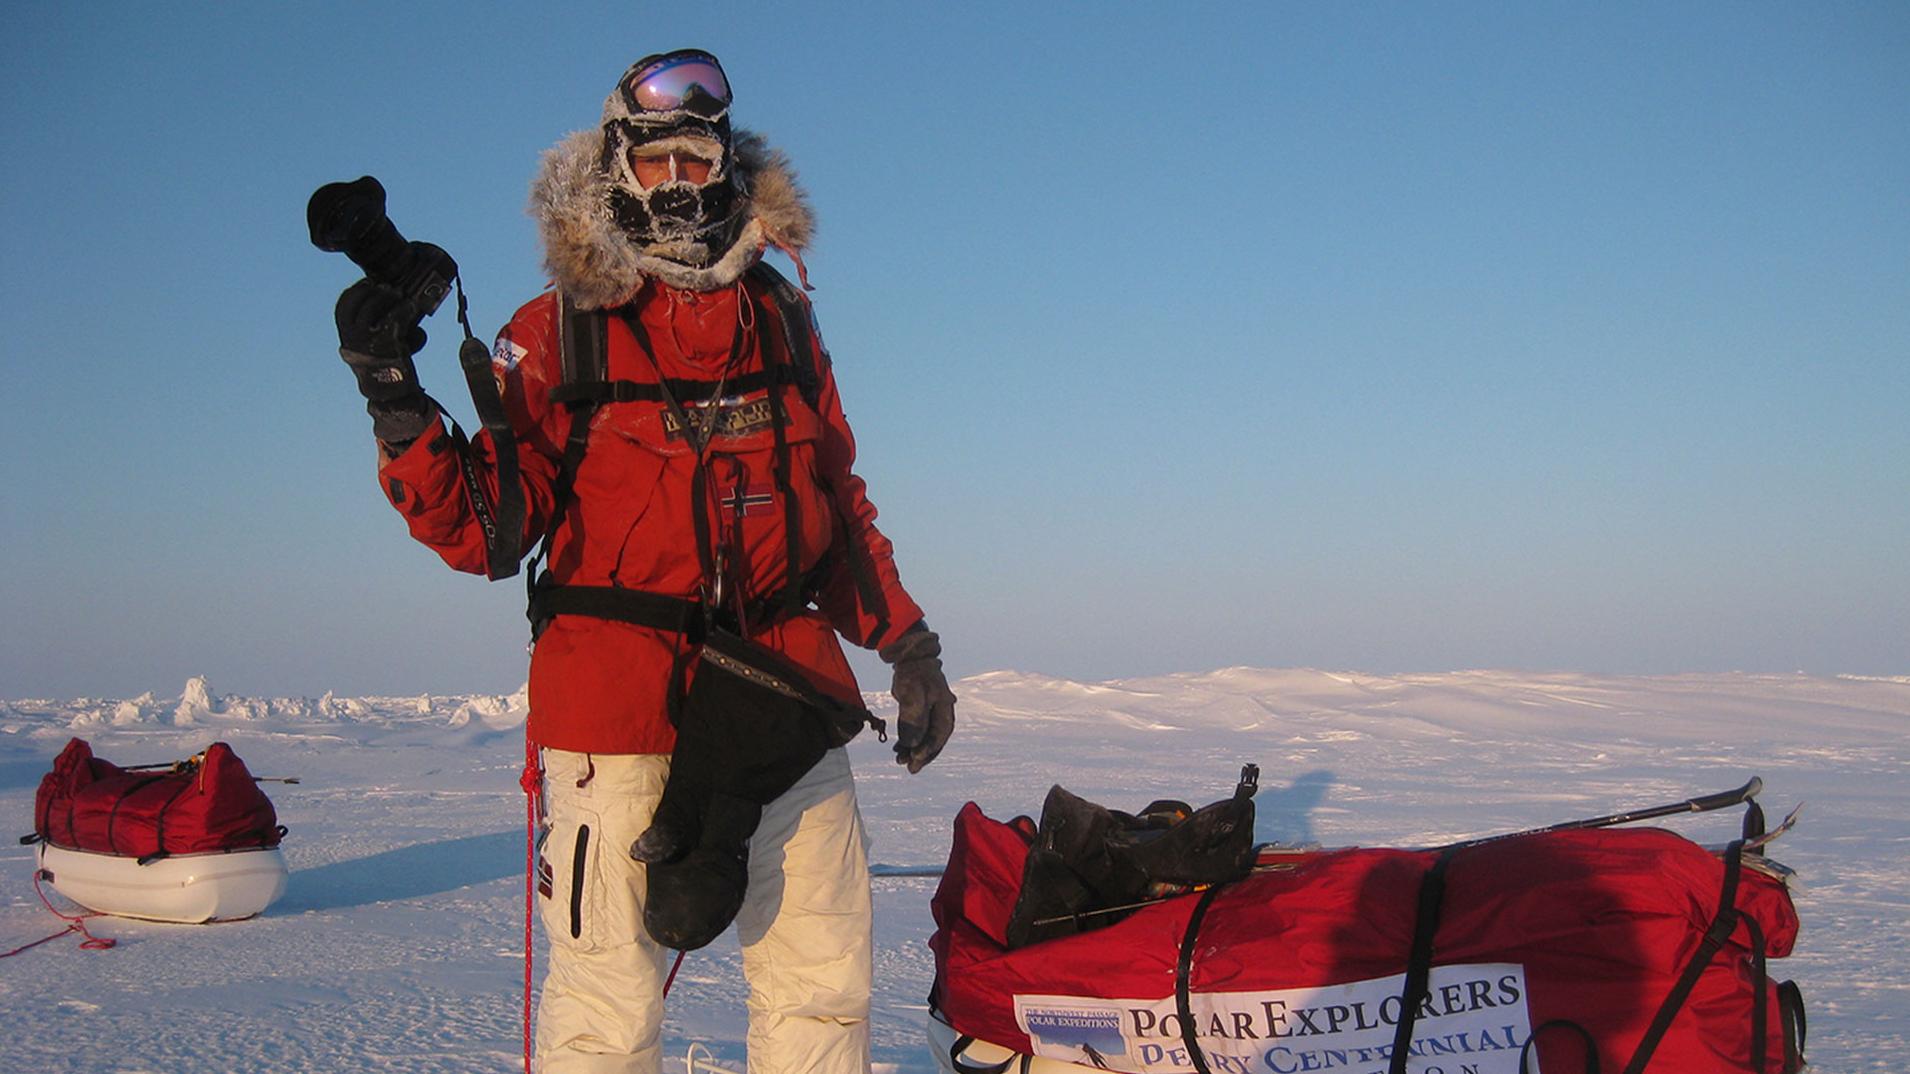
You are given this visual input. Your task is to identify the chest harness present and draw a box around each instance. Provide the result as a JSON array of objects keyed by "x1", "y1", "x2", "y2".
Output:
[{"x1": 515, "y1": 262, "x2": 887, "y2": 659}]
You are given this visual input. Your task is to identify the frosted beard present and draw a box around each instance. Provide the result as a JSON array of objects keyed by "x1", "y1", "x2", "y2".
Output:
[{"x1": 602, "y1": 130, "x2": 746, "y2": 269}]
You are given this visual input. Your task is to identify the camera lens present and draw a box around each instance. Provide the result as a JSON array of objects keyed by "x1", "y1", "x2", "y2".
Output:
[
  {"x1": 308, "y1": 176, "x2": 413, "y2": 286},
  {"x1": 308, "y1": 176, "x2": 387, "y2": 252}
]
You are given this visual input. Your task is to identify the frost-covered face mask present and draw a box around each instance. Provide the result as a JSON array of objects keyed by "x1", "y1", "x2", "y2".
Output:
[{"x1": 599, "y1": 50, "x2": 744, "y2": 266}]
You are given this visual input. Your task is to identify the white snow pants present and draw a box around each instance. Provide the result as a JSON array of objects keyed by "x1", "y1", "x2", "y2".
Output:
[{"x1": 535, "y1": 747, "x2": 873, "y2": 1074}]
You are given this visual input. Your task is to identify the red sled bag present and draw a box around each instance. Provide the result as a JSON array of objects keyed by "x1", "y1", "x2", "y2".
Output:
[
  {"x1": 931, "y1": 799, "x2": 1806, "y2": 1074},
  {"x1": 32, "y1": 738, "x2": 284, "y2": 861}
]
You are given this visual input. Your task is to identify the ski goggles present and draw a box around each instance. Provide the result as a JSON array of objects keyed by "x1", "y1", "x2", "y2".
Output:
[{"x1": 621, "y1": 51, "x2": 732, "y2": 113}]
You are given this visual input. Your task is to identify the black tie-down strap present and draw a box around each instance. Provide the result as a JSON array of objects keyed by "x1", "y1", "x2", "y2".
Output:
[
  {"x1": 1163, "y1": 766, "x2": 1266, "y2": 1074},
  {"x1": 1174, "y1": 775, "x2": 1413, "y2": 1074},
  {"x1": 1174, "y1": 884, "x2": 1230, "y2": 1074},
  {"x1": 1520, "y1": 1020, "x2": 1601, "y2": 1073},
  {"x1": 1510, "y1": 838, "x2": 1803, "y2": 1074},
  {"x1": 944, "y1": 1033, "x2": 1022, "y2": 1074},
  {"x1": 1621, "y1": 840, "x2": 1759, "y2": 1074},
  {"x1": 1386, "y1": 847, "x2": 1462, "y2": 1074},
  {"x1": 1776, "y1": 980, "x2": 1807, "y2": 1071}
]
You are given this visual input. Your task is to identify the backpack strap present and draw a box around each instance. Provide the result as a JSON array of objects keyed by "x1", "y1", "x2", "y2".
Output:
[
  {"x1": 523, "y1": 293, "x2": 608, "y2": 632},
  {"x1": 744, "y1": 263, "x2": 811, "y2": 617},
  {"x1": 554, "y1": 289, "x2": 605, "y2": 519},
  {"x1": 746, "y1": 261, "x2": 897, "y2": 639},
  {"x1": 746, "y1": 261, "x2": 824, "y2": 409}
]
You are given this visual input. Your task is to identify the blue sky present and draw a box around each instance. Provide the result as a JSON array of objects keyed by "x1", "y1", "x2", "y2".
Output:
[{"x1": 3, "y1": 3, "x2": 1904, "y2": 698}]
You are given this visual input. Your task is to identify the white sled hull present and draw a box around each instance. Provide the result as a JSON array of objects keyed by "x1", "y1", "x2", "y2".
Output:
[
  {"x1": 930, "y1": 1012, "x2": 1109, "y2": 1074},
  {"x1": 37, "y1": 843, "x2": 288, "y2": 924}
]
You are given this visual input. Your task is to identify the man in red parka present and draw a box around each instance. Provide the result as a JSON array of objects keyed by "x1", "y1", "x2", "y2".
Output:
[{"x1": 331, "y1": 49, "x2": 955, "y2": 1074}]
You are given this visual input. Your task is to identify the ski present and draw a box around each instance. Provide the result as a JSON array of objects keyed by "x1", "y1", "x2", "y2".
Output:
[
  {"x1": 870, "y1": 863, "x2": 945, "y2": 878},
  {"x1": 1746, "y1": 801, "x2": 1803, "y2": 852}
]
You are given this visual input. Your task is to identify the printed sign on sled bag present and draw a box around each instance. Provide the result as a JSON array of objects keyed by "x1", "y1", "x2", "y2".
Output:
[{"x1": 1016, "y1": 963, "x2": 1534, "y2": 1073}]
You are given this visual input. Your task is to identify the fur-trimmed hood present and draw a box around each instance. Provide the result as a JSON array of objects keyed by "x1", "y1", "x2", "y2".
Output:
[{"x1": 529, "y1": 127, "x2": 813, "y2": 307}]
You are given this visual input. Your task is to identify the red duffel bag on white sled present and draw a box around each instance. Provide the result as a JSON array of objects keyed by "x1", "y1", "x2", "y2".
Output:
[
  {"x1": 927, "y1": 773, "x2": 1805, "y2": 1074},
  {"x1": 27, "y1": 737, "x2": 290, "y2": 923}
]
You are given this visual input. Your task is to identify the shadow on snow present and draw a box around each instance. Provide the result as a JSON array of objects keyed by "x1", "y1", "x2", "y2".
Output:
[{"x1": 277, "y1": 829, "x2": 520, "y2": 912}]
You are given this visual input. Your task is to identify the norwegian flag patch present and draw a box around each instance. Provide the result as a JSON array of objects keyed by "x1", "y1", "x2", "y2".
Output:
[{"x1": 718, "y1": 484, "x2": 777, "y2": 518}]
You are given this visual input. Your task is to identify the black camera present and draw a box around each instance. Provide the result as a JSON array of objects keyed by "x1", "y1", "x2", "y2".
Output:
[{"x1": 307, "y1": 176, "x2": 458, "y2": 317}]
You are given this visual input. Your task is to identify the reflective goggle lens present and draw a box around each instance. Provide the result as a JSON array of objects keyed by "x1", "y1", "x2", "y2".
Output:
[{"x1": 626, "y1": 54, "x2": 732, "y2": 112}]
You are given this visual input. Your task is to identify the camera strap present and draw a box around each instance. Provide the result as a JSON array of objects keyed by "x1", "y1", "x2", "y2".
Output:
[{"x1": 450, "y1": 275, "x2": 527, "y2": 580}]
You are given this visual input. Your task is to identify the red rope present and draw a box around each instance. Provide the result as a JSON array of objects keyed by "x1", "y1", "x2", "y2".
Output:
[
  {"x1": 1, "y1": 868, "x2": 116, "y2": 958},
  {"x1": 663, "y1": 948, "x2": 687, "y2": 998},
  {"x1": 519, "y1": 735, "x2": 542, "y2": 1074},
  {"x1": 514, "y1": 740, "x2": 684, "y2": 1069}
]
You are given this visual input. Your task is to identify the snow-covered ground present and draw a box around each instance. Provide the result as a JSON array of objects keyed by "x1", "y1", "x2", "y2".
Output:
[{"x1": 2, "y1": 669, "x2": 1904, "y2": 1072}]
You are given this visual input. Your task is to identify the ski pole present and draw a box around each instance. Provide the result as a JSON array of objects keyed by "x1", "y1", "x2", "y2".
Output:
[
  {"x1": 1441, "y1": 776, "x2": 1762, "y2": 851},
  {"x1": 1031, "y1": 885, "x2": 1212, "y2": 928}
]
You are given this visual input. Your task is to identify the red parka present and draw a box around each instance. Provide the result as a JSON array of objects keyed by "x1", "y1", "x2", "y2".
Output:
[{"x1": 377, "y1": 275, "x2": 923, "y2": 754}]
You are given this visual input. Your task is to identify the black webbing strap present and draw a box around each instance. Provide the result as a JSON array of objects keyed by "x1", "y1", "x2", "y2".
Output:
[
  {"x1": 547, "y1": 367, "x2": 792, "y2": 406},
  {"x1": 746, "y1": 262, "x2": 895, "y2": 638},
  {"x1": 945, "y1": 1034, "x2": 1016, "y2": 1074},
  {"x1": 1388, "y1": 846, "x2": 1461, "y2": 1074},
  {"x1": 530, "y1": 585, "x2": 697, "y2": 633},
  {"x1": 1620, "y1": 840, "x2": 1746, "y2": 1074},
  {"x1": 1173, "y1": 884, "x2": 1230, "y2": 1074},
  {"x1": 451, "y1": 276, "x2": 525, "y2": 580},
  {"x1": 140, "y1": 773, "x2": 200, "y2": 866},
  {"x1": 105, "y1": 774, "x2": 167, "y2": 857},
  {"x1": 612, "y1": 306, "x2": 739, "y2": 599},
  {"x1": 1520, "y1": 1020, "x2": 1601, "y2": 1074},
  {"x1": 528, "y1": 268, "x2": 839, "y2": 641},
  {"x1": 1777, "y1": 980, "x2": 1806, "y2": 1070},
  {"x1": 560, "y1": 290, "x2": 606, "y2": 389},
  {"x1": 1744, "y1": 915, "x2": 1769, "y2": 1072},
  {"x1": 446, "y1": 420, "x2": 502, "y2": 565},
  {"x1": 523, "y1": 293, "x2": 604, "y2": 629},
  {"x1": 530, "y1": 559, "x2": 833, "y2": 637},
  {"x1": 752, "y1": 274, "x2": 805, "y2": 617},
  {"x1": 747, "y1": 262, "x2": 824, "y2": 401},
  {"x1": 36, "y1": 773, "x2": 54, "y2": 842}
]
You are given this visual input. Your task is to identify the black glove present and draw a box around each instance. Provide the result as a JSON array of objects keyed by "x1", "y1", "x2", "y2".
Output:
[
  {"x1": 881, "y1": 623, "x2": 956, "y2": 774},
  {"x1": 335, "y1": 278, "x2": 436, "y2": 446}
]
